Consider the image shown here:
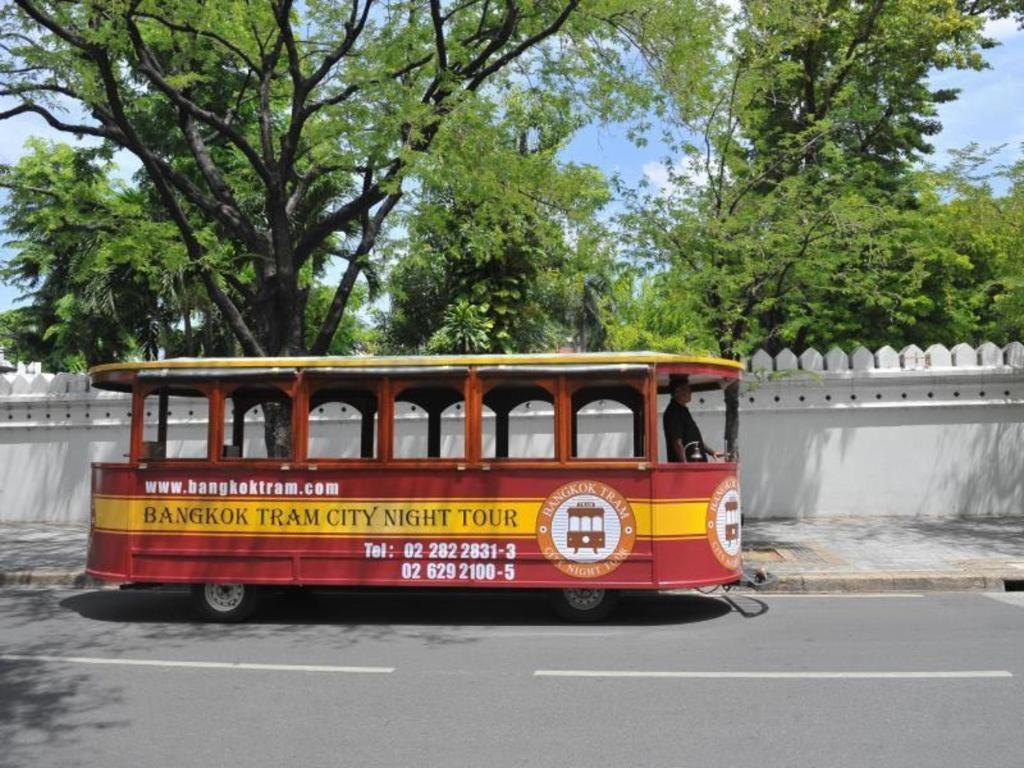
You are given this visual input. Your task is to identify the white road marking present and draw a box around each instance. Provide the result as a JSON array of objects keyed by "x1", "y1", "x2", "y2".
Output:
[
  {"x1": 535, "y1": 670, "x2": 1012, "y2": 679},
  {"x1": 473, "y1": 630, "x2": 623, "y2": 638},
  {"x1": 0, "y1": 654, "x2": 393, "y2": 674},
  {"x1": 752, "y1": 593, "x2": 923, "y2": 599}
]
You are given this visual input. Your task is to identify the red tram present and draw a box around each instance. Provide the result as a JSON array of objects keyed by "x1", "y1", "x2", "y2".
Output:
[{"x1": 86, "y1": 352, "x2": 745, "y2": 620}]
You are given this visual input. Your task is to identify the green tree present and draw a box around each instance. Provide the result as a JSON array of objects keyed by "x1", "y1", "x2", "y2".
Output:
[
  {"x1": 616, "y1": 0, "x2": 1021, "y2": 358},
  {"x1": 0, "y1": 140, "x2": 190, "y2": 369},
  {"x1": 426, "y1": 298, "x2": 494, "y2": 353},
  {"x1": 2, "y1": 139, "x2": 372, "y2": 369},
  {"x1": 379, "y1": 87, "x2": 614, "y2": 353},
  {"x1": 0, "y1": 0, "x2": 600, "y2": 360},
  {"x1": 913, "y1": 146, "x2": 1024, "y2": 343}
]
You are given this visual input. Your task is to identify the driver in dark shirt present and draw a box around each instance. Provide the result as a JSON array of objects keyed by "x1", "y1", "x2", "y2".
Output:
[{"x1": 663, "y1": 377, "x2": 724, "y2": 462}]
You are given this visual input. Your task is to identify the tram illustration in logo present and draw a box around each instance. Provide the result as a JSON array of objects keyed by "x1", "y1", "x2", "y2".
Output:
[
  {"x1": 536, "y1": 481, "x2": 636, "y2": 578},
  {"x1": 566, "y1": 502, "x2": 606, "y2": 554},
  {"x1": 707, "y1": 475, "x2": 742, "y2": 570}
]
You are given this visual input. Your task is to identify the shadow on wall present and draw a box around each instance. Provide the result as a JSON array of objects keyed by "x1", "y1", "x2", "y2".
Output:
[
  {"x1": 739, "y1": 414, "x2": 828, "y2": 520},
  {"x1": 740, "y1": 405, "x2": 1024, "y2": 519},
  {"x1": 941, "y1": 416, "x2": 1024, "y2": 517},
  {"x1": 0, "y1": 427, "x2": 128, "y2": 523}
]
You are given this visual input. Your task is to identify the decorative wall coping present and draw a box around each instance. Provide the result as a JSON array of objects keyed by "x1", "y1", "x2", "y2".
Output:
[{"x1": 747, "y1": 342, "x2": 1024, "y2": 373}]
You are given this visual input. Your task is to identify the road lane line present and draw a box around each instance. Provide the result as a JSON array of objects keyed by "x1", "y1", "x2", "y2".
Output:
[
  {"x1": 0, "y1": 654, "x2": 393, "y2": 674},
  {"x1": 535, "y1": 670, "x2": 1012, "y2": 679},
  {"x1": 473, "y1": 630, "x2": 623, "y2": 638},
  {"x1": 751, "y1": 594, "x2": 924, "y2": 599}
]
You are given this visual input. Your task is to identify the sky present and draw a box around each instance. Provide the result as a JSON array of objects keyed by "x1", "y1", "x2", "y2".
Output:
[{"x1": 0, "y1": 20, "x2": 1021, "y2": 313}]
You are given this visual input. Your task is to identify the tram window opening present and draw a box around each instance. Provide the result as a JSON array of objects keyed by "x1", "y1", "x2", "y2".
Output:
[
  {"x1": 482, "y1": 385, "x2": 555, "y2": 459},
  {"x1": 572, "y1": 385, "x2": 645, "y2": 459},
  {"x1": 140, "y1": 387, "x2": 209, "y2": 460},
  {"x1": 223, "y1": 385, "x2": 293, "y2": 459},
  {"x1": 393, "y1": 383, "x2": 465, "y2": 459},
  {"x1": 308, "y1": 386, "x2": 378, "y2": 459},
  {"x1": 657, "y1": 379, "x2": 726, "y2": 463}
]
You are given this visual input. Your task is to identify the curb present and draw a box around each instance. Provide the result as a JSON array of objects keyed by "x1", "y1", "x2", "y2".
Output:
[
  {"x1": 750, "y1": 572, "x2": 1010, "y2": 593},
  {"x1": 0, "y1": 570, "x2": 107, "y2": 588}
]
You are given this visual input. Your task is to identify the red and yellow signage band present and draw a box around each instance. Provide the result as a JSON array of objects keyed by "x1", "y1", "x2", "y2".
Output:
[{"x1": 93, "y1": 495, "x2": 710, "y2": 540}]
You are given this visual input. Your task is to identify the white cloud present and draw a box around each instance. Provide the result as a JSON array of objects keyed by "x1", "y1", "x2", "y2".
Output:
[
  {"x1": 643, "y1": 155, "x2": 713, "y2": 198},
  {"x1": 983, "y1": 17, "x2": 1021, "y2": 42},
  {"x1": 642, "y1": 160, "x2": 673, "y2": 191}
]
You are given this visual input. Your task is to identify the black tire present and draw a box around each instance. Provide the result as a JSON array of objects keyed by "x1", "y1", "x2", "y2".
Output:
[
  {"x1": 190, "y1": 583, "x2": 259, "y2": 622},
  {"x1": 549, "y1": 588, "x2": 619, "y2": 622}
]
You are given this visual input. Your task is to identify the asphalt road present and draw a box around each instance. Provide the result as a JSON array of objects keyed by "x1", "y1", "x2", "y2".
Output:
[{"x1": 1, "y1": 588, "x2": 1022, "y2": 768}]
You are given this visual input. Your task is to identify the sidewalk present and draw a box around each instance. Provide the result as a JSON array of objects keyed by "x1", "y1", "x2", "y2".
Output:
[
  {"x1": 1, "y1": 518, "x2": 1023, "y2": 591},
  {"x1": 743, "y1": 516, "x2": 1024, "y2": 592}
]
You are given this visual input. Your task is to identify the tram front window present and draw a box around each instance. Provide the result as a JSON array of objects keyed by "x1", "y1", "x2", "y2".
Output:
[{"x1": 656, "y1": 378, "x2": 727, "y2": 463}]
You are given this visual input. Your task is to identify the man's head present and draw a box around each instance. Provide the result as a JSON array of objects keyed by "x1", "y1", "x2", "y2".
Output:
[{"x1": 670, "y1": 377, "x2": 691, "y2": 405}]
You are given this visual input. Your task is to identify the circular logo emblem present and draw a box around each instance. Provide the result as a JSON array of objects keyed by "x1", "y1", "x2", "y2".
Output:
[
  {"x1": 536, "y1": 481, "x2": 636, "y2": 579},
  {"x1": 707, "y1": 476, "x2": 742, "y2": 571}
]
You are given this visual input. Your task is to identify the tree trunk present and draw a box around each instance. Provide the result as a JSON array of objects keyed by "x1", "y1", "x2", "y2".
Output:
[
  {"x1": 724, "y1": 380, "x2": 740, "y2": 460},
  {"x1": 183, "y1": 307, "x2": 194, "y2": 357},
  {"x1": 255, "y1": 288, "x2": 307, "y2": 458},
  {"x1": 262, "y1": 401, "x2": 292, "y2": 459}
]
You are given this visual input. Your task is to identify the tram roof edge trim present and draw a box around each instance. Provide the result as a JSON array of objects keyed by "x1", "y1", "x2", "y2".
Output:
[{"x1": 89, "y1": 351, "x2": 743, "y2": 386}]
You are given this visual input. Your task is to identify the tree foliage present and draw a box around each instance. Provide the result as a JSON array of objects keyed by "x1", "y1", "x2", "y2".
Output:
[
  {"x1": 378, "y1": 83, "x2": 615, "y2": 353},
  {"x1": 612, "y1": 0, "x2": 1024, "y2": 357},
  {"x1": 0, "y1": 0, "x2": 612, "y2": 358},
  {"x1": 0, "y1": 139, "x2": 189, "y2": 369}
]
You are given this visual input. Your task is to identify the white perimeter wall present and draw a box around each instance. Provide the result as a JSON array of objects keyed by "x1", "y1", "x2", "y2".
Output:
[{"x1": 1, "y1": 341, "x2": 1022, "y2": 522}]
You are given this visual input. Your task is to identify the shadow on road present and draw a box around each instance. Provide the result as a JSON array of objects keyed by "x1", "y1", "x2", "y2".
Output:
[
  {"x1": 0, "y1": 594, "x2": 127, "y2": 768},
  {"x1": 61, "y1": 587, "x2": 741, "y2": 628}
]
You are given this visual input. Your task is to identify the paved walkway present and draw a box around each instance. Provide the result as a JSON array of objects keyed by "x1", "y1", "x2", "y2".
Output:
[
  {"x1": 743, "y1": 516, "x2": 1024, "y2": 591},
  {"x1": 1, "y1": 518, "x2": 1023, "y2": 591}
]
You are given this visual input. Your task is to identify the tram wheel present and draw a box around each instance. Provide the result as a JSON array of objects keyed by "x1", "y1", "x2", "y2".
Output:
[
  {"x1": 550, "y1": 588, "x2": 619, "y2": 622},
  {"x1": 191, "y1": 583, "x2": 259, "y2": 622}
]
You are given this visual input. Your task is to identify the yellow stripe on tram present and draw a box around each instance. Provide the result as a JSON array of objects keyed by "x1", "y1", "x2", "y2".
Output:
[{"x1": 93, "y1": 496, "x2": 710, "y2": 539}]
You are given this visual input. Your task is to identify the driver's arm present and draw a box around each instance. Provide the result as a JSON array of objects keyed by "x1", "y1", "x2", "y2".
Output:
[{"x1": 671, "y1": 437, "x2": 686, "y2": 462}]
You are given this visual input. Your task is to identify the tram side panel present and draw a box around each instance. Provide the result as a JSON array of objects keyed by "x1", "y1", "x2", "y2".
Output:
[
  {"x1": 88, "y1": 464, "x2": 668, "y2": 589},
  {"x1": 649, "y1": 465, "x2": 743, "y2": 588}
]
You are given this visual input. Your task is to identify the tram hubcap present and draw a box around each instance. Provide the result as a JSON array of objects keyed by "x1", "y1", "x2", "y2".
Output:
[
  {"x1": 205, "y1": 583, "x2": 245, "y2": 612},
  {"x1": 564, "y1": 589, "x2": 604, "y2": 611}
]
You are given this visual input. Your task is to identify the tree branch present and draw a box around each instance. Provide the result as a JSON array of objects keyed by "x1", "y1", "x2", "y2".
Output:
[
  {"x1": 430, "y1": 0, "x2": 449, "y2": 71},
  {"x1": 133, "y1": 11, "x2": 260, "y2": 72},
  {"x1": 13, "y1": 1, "x2": 93, "y2": 51},
  {"x1": 464, "y1": 1, "x2": 580, "y2": 91},
  {"x1": 310, "y1": 190, "x2": 401, "y2": 354},
  {"x1": 86, "y1": 46, "x2": 265, "y2": 355},
  {"x1": 178, "y1": 112, "x2": 270, "y2": 255},
  {"x1": 0, "y1": 102, "x2": 120, "y2": 140},
  {"x1": 302, "y1": 0, "x2": 373, "y2": 90},
  {"x1": 123, "y1": 11, "x2": 273, "y2": 185}
]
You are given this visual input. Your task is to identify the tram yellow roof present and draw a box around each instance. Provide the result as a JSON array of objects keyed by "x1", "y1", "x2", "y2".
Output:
[
  {"x1": 90, "y1": 351, "x2": 742, "y2": 379},
  {"x1": 89, "y1": 352, "x2": 742, "y2": 392}
]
